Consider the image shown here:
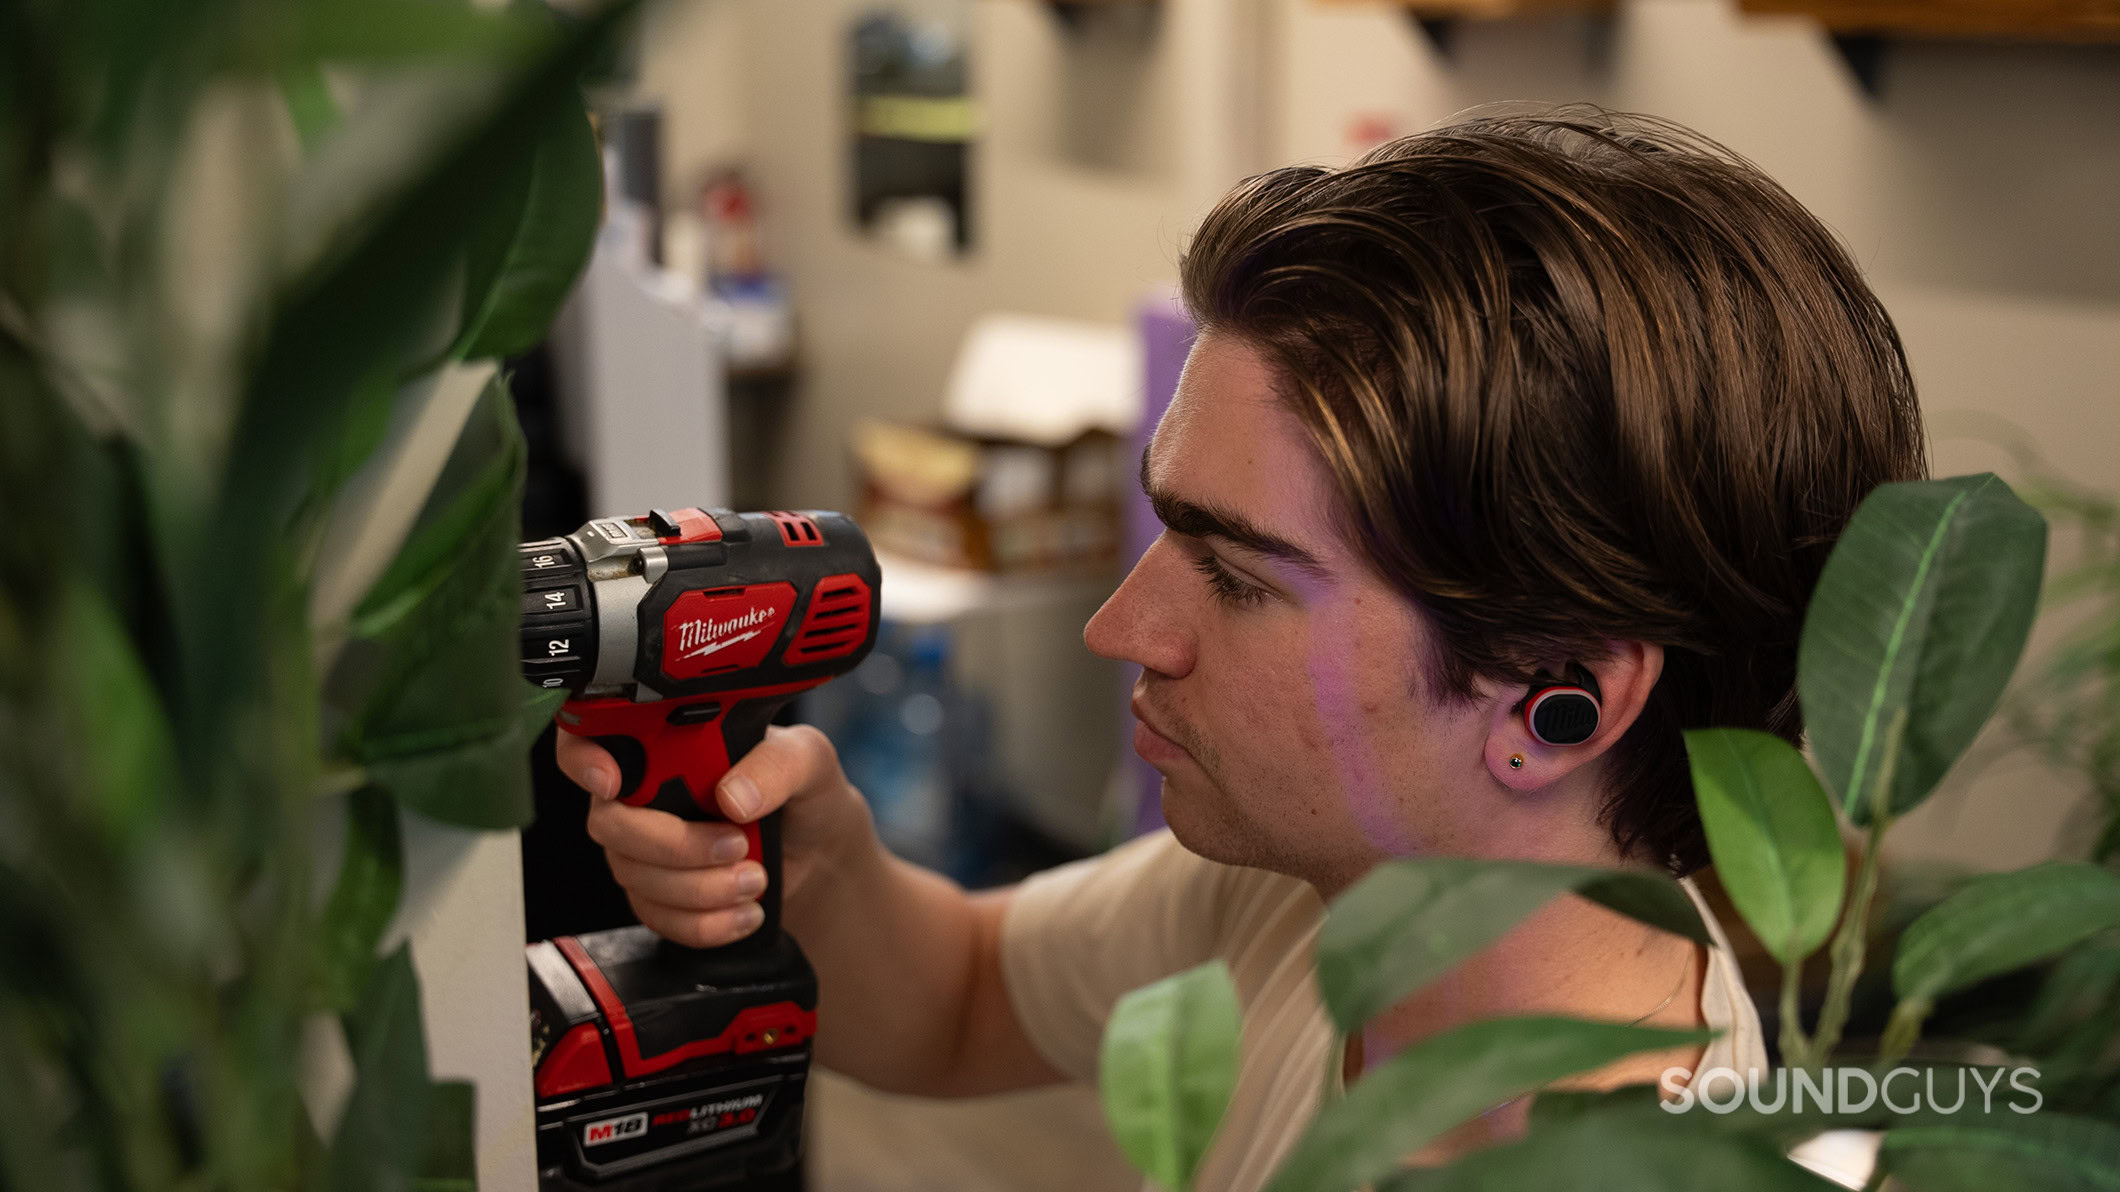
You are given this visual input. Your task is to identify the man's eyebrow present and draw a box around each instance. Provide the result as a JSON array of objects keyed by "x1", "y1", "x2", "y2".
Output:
[{"x1": 1139, "y1": 444, "x2": 1329, "y2": 578}]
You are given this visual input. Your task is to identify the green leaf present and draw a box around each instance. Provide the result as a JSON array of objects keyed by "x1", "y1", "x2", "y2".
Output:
[
  {"x1": 455, "y1": 90, "x2": 602, "y2": 361},
  {"x1": 314, "y1": 786, "x2": 404, "y2": 1013},
  {"x1": 1378, "y1": 1113, "x2": 1839, "y2": 1192},
  {"x1": 54, "y1": 578, "x2": 177, "y2": 845},
  {"x1": 333, "y1": 375, "x2": 537, "y2": 829},
  {"x1": 361, "y1": 698, "x2": 542, "y2": 830},
  {"x1": 1685, "y1": 729, "x2": 1846, "y2": 965},
  {"x1": 180, "y1": 0, "x2": 635, "y2": 761},
  {"x1": 281, "y1": 63, "x2": 339, "y2": 150},
  {"x1": 1525, "y1": 1083, "x2": 1662, "y2": 1132},
  {"x1": 1574, "y1": 872, "x2": 1715, "y2": 949},
  {"x1": 332, "y1": 946, "x2": 435, "y2": 1192},
  {"x1": 2015, "y1": 933, "x2": 2120, "y2": 1055},
  {"x1": 1798, "y1": 474, "x2": 2047, "y2": 821},
  {"x1": 416, "y1": 1080, "x2": 478, "y2": 1192},
  {"x1": 1317, "y1": 858, "x2": 1707, "y2": 1033},
  {"x1": 521, "y1": 682, "x2": 566, "y2": 738},
  {"x1": 1878, "y1": 1113, "x2": 2120, "y2": 1192},
  {"x1": 1098, "y1": 961, "x2": 1242, "y2": 1192},
  {"x1": 282, "y1": 0, "x2": 542, "y2": 63},
  {"x1": 1263, "y1": 1017, "x2": 1711, "y2": 1192},
  {"x1": 1894, "y1": 862, "x2": 2120, "y2": 1007},
  {"x1": 348, "y1": 371, "x2": 522, "y2": 638}
]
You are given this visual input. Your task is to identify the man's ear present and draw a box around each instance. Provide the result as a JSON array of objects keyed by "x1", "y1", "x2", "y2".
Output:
[{"x1": 1485, "y1": 641, "x2": 1664, "y2": 790}]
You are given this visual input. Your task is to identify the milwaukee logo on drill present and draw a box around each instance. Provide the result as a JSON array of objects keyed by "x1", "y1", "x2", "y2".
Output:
[
  {"x1": 661, "y1": 583, "x2": 797, "y2": 679},
  {"x1": 675, "y1": 607, "x2": 776, "y2": 660}
]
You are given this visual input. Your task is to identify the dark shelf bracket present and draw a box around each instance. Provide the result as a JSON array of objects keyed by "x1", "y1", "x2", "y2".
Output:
[
  {"x1": 1414, "y1": 15, "x2": 1461, "y2": 55},
  {"x1": 1831, "y1": 32, "x2": 1888, "y2": 97},
  {"x1": 1405, "y1": 10, "x2": 1617, "y2": 68}
]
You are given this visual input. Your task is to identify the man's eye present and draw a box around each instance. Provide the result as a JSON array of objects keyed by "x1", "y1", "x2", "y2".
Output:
[{"x1": 1191, "y1": 552, "x2": 1268, "y2": 609}]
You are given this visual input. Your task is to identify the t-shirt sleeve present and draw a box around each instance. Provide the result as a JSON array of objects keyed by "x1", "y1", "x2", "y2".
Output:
[{"x1": 998, "y1": 828, "x2": 1235, "y2": 1083}]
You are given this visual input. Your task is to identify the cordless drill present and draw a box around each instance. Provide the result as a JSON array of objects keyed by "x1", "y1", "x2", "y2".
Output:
[{"x1": 519, "y1": 507, "x2": 880, "y2": 1191}]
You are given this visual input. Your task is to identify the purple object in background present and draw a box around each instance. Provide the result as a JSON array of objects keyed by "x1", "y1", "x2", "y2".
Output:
[{"x1": 1126, "y1": 292, "x2": 1198, "y2": 837}]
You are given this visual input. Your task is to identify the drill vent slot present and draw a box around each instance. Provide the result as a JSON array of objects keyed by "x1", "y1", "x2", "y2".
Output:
[
  {"x1": 767, "y1": 511, "x2": 824, "y2": 547},
  {"x1": 782, "y1": 575, "x2": 874, "y2": 666}
]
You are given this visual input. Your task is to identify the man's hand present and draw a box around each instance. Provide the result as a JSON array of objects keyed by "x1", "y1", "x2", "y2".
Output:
[{"x1": 555, "y1": 724, "x2": 878, "y2": 948}]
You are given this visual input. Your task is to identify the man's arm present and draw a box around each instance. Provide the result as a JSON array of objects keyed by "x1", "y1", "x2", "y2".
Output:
[
  {"x1": 564, "y1": 725, "x2": 1065, "y2": 1098},
  {"x1": 783, "y1": 845, "x2": 1067, "y2": 1096}
]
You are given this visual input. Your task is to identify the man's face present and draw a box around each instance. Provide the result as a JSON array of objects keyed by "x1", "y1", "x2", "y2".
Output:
[{"x1": 1085, "y1": 332, "x2": 1500, "y2": 892}]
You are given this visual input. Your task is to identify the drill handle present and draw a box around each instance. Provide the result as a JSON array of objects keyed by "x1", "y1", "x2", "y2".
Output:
[{"x1": 561, "y1": 691, "x2": 800, "y2": 952}]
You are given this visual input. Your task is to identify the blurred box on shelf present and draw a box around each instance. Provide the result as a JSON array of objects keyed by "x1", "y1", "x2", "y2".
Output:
[
  {"x1": 850, "y1": 311, "x2": 1141, "y2": 574},
  {"x1": 852, "y1": 419, "x2": 1122, "y2": 573}
]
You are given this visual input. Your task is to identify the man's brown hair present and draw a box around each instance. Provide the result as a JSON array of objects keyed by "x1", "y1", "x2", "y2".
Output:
[{"x1": 1180, "y1": 106, "x2": 1926, "y2": 874}]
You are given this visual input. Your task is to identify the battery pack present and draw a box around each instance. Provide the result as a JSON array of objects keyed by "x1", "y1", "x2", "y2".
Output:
[{"x1": 529, "y1": 926, "x2": 818, "y2": 1190}]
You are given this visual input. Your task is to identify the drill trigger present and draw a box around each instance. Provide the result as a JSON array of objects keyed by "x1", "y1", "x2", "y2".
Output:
[{"x1": 593, "y1": 734, "x2": 647, "y2": 804}]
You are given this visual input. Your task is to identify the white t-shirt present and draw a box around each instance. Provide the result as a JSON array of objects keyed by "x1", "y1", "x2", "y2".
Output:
[{"x1": 999, "y1": 828, "x2": 1774, "y2": 1192}]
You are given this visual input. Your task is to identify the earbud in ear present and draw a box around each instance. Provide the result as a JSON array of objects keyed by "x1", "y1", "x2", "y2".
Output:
[{"x1": 1517, "y1": 663, "x2": 1602, "y2": 746}]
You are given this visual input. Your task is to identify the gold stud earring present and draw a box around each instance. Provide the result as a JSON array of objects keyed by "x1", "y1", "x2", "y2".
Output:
[{"x1": 1509, "y1": 754, "x2": 1524, "y2": 770}]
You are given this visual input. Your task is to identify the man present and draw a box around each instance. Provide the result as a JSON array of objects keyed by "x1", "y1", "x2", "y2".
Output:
[{"x1": 556, "y1": 107, "x2": 1924, "y2": 1188}]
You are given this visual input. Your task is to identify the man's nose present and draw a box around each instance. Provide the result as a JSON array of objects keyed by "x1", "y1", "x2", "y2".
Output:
[{"x1": 1084, "y1": 535, "x2": 1196, "y2": 678}]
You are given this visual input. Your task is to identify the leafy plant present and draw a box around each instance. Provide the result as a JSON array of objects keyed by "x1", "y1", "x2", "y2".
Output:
[
  {"x1": 1100, "y1": 473, "x2": 2120, "y2": 1190},
  {"x1": 1991, "y1": 457, "x2": 2120, "y2": 866},
  {"x1": 0, "y1": 0, "x2": 623, "y2": 1187}
]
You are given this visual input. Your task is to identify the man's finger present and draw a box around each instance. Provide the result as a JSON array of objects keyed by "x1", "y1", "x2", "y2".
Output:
[
  {"x1": 628, "y1": 893, "x2": 767, "y2": 950},
  {"x1": 715, "y1": 723, "x2": 837, "y2": 823},
  {"x1": 556, "y1": 732, "x2": 621, "y2": 801},
  {"x1": 585, "y1": 799, "x2": 748, "y2": 870},
  {"x1": 607, "y1": 853, "x2": 767, "y2": 913}
]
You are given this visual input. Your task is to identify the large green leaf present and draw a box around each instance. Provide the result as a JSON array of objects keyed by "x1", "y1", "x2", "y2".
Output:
[
  {"x1": 1378, "y1": 1112, "x2": 1838, "y2": 1192},
  {"x1": 333, "y1": 374, "x2": 539, "y2": 829},
  {"x1": 416, "y1": 1080, "x2": 478, "y2": 1192},
  {"x1": 314, "y1": 785, "x2": 404, "y2": 1013},
  {"x1": 347, "y1": 371, "x2": 522, "y2": 638},
  {"x1": 54, "y1": 577, "x2": 176, "y2": 845},
  {"x1": 455, "y1": 89, "x2": 603, "y2": 361},
  {"x1": 1798, "y1": 474, "x2": 2047, "y2": 821},
  {"x1": 280, "y1": 63, "x2": 340, "y2": 151},
  {"x1": 1895, "y1": 862, "x2": 2120, "y2": 1008},
  {"x1": 1098, "y1": 961, "x2": 1242, "y2": 1192},
  {"x1": 1523, "y1": 1083, "x2": 1662, "y2": 1132},
  {"x1": 331, "y1": 945, "x2": 435, "y2": 1192},
  {"x1": 172, "y1": 0, "x2": 634, "y2": 768},
  {"x1": 277, "y1": 0, "x2": 544, "y2": 65},
  {"x1": 1878, "y1": 1113, "x2": 2120, "y2": 1192},
  {"x1": 1685, "y1": 729, "x2": 1846, "y2": 965},
  {"x1": 2014, "y1": 932, "x2": 2120, "y2": 1057},
  {"x1": 1316, "y1": 858, "x2": 1707, "y2": 1033},
  {"x1": 1261, "y1": 1017, "x2": 1709, "y2": 1192}
]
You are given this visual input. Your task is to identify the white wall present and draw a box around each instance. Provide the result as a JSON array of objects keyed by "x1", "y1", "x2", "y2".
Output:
[{"x1": 636, "y1": 0, "x2": 2120, "y2": 869}]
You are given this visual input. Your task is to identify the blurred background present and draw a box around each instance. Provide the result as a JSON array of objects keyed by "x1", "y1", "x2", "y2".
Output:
[{"x1": 502, "y1": 1, "x2": 2120, "y2": 1187}]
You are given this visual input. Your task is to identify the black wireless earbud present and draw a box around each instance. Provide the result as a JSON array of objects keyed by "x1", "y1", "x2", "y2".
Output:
[{"x1": 1517, "y1": 663, "x2": 1602, "y2": 746}]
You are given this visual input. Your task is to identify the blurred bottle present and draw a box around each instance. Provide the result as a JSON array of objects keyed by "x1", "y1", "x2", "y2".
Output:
[
  {"x1": 821, "y1": 625, "x2": 953, "y2": 868},
  {"x1": 691, "y1": 167, "x2": 793, "y2": 371},
  {"x1": 701, "y1": 170, "x2": 765, "y2": 289},
  {"x1": 886, "y1": 627, "x2": 954, "y2": 865}
]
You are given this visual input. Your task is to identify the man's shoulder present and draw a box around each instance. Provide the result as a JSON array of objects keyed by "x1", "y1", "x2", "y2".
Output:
[{"x1": 1013, "y1": 828, "x2": 1318, "y2": 949}]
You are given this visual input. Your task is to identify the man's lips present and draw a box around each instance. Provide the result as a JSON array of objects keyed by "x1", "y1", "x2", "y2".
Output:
[{"x1": 1130, "y1": 698, "x2": 1190, "y2": 766}]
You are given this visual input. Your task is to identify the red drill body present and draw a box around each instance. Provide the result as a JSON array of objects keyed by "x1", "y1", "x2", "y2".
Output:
[{"x1": 520, "y1": 507, "x2": 879, "y2": 1190}]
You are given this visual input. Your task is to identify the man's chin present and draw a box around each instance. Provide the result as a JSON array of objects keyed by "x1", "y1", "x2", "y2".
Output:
[{"x1": 1156, "y1": 775, "x2": 1264, "y2": 870}]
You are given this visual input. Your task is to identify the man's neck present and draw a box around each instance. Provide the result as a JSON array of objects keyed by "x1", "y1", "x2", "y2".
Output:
[{"x1": 1333, "y1": 881, "x2": 1707, "y2": 1087}]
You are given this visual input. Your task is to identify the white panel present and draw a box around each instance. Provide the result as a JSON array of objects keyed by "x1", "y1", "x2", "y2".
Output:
[
  {"x1": 393, "y1": 816, "x2": 539, "y2": 1192},
  {"x1": 573, "y1": 219, "x2": 733, "y2": 516}
]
